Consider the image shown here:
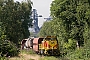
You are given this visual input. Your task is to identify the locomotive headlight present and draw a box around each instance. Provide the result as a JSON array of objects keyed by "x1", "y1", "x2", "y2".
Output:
[{"x1": 51, "y1": 41, "x2": 54, "y2": 44}]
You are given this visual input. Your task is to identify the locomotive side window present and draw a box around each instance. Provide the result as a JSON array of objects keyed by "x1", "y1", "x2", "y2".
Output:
[{"x1": 51, "y1": 38, "x2": 56, "y2": 40}]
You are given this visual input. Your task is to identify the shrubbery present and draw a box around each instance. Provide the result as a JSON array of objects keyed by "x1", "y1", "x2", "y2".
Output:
[
  {"x1": 0, "y1": 40, "x2": 19, "y2": 57},
  {"x1": 63, "y1": 39, "x2": 76, "y2": 53},
  {"x1": 65, "y1": 39, "x2": 90, "y2": 60},
  {"x1": 66, "y1": 48, "x2": 90, "y2": 60},
  {"x1": 0, "y1": 56, "x2": 8, "y2": 60}
]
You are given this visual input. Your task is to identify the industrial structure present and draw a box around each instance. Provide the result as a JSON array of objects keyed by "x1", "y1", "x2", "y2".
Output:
[
  {"x1": 30, "y1": 9, "x2": 42, "y2": 36},
  {"x1": 44, "y1": 16, "x2": 52, "y2": 21},
  {"x1": 29, "y1": 9, "x2": 52, "y2": 37}
]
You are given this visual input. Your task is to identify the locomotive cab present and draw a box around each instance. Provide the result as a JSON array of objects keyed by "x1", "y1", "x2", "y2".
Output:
[{"x1": 40, "y1": 36, "x2": 60, "y2": 55}]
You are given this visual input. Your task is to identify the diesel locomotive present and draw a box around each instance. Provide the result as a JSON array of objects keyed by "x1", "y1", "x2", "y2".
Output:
[
  {"x1": 33, "y1": 36, "x2": 60, "y2": 55},
  {"x1": 21, "y1": 36, "x2": 60, "y2": 55}
]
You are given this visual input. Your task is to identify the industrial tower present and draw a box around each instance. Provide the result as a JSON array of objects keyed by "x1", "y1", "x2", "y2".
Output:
[{"x1": 30, "y1": 9, "x2": 42, "y2": 33}]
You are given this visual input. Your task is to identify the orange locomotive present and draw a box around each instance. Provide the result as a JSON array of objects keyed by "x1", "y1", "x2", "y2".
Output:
[
  {"x1": 21, "y1": 36, "x2": 60, "y2": 55},
  {"x1": 38, "y1": 36, "x2": 60, "y2": 55}
]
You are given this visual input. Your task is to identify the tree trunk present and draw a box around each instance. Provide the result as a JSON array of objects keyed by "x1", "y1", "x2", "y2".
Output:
[{"x1": 76, "y1": 41, "x2": 79, "y2": 49}]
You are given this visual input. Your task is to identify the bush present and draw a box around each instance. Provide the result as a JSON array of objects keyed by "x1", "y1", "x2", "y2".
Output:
[
  {"x1": 66, "y1": 39, "x2": 90, "y2": 60},
  {"x1": 62, "y1": 39, "x2": 76, "y2": 55},
  {"x1": 0, "y1": 40, "x2": 19, "y2": 57},
  {"x1": 0, "y1": 56, "x2": 9, "y2": 60},
  {"x1": 66, "y1": 48, "x2": 90, "y2": 60}
]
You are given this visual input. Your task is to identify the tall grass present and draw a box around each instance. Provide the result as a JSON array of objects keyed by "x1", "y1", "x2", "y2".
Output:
[
  {"x1": 20, "y1": 49, "x2": 35, "y2": 55},
  {"x1": 0, "y1": 56, "x2": 9, "y2": 60},
  {"x1": 9, "y1": 49, "x2": 36, "y2": 60}
]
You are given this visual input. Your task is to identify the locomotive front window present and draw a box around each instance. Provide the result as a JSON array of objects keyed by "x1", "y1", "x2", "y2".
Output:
[
  {"x1": 51, "y1": 38, "x2": 56, "y2": 40},
  {"x1": 45, "y1": 38, "x2": 51, "y2": 40},
  {"x1": 44, "y1": 38, "x2": 56, "y2": 40}
]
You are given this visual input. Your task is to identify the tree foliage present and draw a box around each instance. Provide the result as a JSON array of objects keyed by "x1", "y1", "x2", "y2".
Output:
[
  {"x1": 38, "y1": 21, "x2": 54, "y2": 37},
  {"x1": 50, "y1": 0, "x2": 90, "y2": 46},
  {"x1": 39, "y1": 0, "x2": 90, "y2": 58},
  {"x1": 0, "y1": 40, "x2": 19, "y2": 57},
  {"x1": 0, "y1": 0, "x2": 32, "y2": 57},
  {"x1": 0, "y1": 0, "x2": 32, "y2": 45}
]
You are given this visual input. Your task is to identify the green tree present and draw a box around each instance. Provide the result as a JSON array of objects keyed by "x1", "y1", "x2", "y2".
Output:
[
  {"x1": 38, "y1": 21, "x2": 53, "y2": 37},
  {"x1": 50, "y1": 0, "x2": 90, "y2": 48},
  {"x1": 0, "y1": 0, "x2": 32, "y2": 45},
  {"x1": 38, "y1": 0, "x2": 90, "y2": 59}
]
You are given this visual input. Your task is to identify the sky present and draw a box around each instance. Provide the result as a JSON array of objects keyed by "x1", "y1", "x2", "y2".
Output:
[{"x1": 14, "y1": 0, "x2": 53, "y2": 27}]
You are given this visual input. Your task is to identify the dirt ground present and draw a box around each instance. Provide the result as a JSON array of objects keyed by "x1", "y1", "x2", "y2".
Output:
[{"x1": 9, "y1": 53, "x2": 44, "y2": 60}]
